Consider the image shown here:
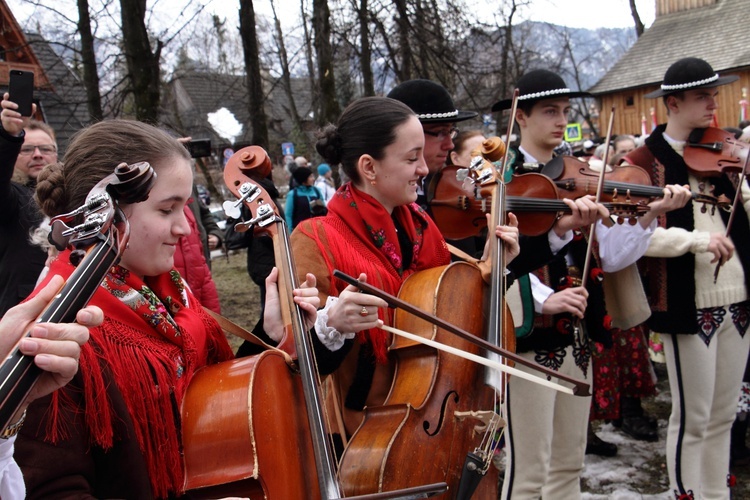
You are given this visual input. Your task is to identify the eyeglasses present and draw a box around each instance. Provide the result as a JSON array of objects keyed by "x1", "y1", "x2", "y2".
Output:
[
  {"x1": 19, "y1": 144, "x2": 57, "y2": 156},
  {"x1": 423, "y1": 126, "x2": 459, "y2": 141}
]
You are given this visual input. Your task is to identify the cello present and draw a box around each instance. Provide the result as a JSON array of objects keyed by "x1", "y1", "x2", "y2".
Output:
[
  {"x1": 180, "y1": 146, "x2": 330, "y2": 499},
  {"x1": 337, "y1": 90, "x2": 547, "y2": 498}
]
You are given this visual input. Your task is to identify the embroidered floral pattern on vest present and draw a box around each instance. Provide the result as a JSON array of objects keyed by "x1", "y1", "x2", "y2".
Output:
[
  {"x1": 572, "y1": 336, "x2": 591, "y2": 377},
  {"x1": 534, "y1": 345, "x2": 566, "y2": 371}
]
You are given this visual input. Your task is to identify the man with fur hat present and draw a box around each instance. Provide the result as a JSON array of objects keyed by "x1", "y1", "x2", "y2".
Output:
[
  {"x1": 624, "y1": 57, "x2": 749, "y2": 499},
  {"x1": 495, "y1": 69, "x2": 691, "y2": 499}
]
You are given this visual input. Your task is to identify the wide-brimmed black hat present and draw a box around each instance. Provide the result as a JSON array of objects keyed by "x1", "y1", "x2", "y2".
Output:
[
  {"x1": 644, "y1": 57, "x2": 739, "y2": 98},
  {"x1": 491, "y1": 69, "x2": 592, "y2": 112},
  {"x1": 387, "y1": 79, "x2": 478, "y2": 123}
]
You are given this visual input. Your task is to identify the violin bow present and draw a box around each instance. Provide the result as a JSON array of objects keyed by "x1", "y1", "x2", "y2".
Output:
[
  {"x1": 580, "y1": 107, "x2": 616, "y2": 290},
  {"x1": 713, "y1": 149, "x2": 750, "y2": 282}
]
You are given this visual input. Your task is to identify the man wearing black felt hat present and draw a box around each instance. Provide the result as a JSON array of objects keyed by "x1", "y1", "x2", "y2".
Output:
[
  {"x1": 624, "y1": 57, "x2": 750, "y2": 499},
  {"x1": 388, "y1": 79, "x2": 486, "y2": 256},
  {"x1": 494, "y1": 68, "x2": 691, "y2": 500},
  {"x1": 388, "y1": 79, "x2": 477, "y2": 177}
]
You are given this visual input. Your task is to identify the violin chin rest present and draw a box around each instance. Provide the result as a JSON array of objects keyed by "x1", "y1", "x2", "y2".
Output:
[{"x1": 541, "y1": 156, "x2": 565, "y2": 180}]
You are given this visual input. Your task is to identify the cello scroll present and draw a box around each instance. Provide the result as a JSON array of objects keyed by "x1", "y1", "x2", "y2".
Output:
[{"x1": 0, "y1": 161, "x2": 155, "y2": 430}]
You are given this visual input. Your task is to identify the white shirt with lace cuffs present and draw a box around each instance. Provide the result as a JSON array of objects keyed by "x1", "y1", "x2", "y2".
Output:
[{"x1": 315, "y1": 295, "x2": 357, "y2": 351}]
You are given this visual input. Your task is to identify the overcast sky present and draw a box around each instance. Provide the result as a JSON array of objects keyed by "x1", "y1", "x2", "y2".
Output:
[
  {"x1": 227, "y1": 0, "x2": 656, "y2": 30},
  {"x1": 7, "y1": 0, "x2": 655, "y2": 33}
]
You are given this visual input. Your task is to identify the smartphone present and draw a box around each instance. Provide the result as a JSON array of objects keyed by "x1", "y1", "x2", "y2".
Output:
[
  {"x1": 8, "y1": 70, "x2": 34, "y2": 116},
  {"x1": 187, "y1": 138, "x2": 211, "y2": 158}
]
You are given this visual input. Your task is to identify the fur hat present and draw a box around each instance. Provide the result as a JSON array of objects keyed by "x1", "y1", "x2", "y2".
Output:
[
  {"x1": 491, "y1": 69, "x2": 592, "y2": 112},
  {"x1": 387, "y1": 79, "x2": 478, "y2": 123},
  {"x1": 644, "y1": 57, "x2": 738, "y2": 98}
]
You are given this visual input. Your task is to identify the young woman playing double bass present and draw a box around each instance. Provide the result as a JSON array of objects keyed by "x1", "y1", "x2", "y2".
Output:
[{"x1": 12, "y1": 119, "x2": 320, "y2": 499}]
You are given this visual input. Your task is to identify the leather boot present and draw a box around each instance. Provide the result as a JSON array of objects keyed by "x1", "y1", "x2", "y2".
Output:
[
  {"x1": 616, "y1": 396, "x2": 658, "y2": 441},
  {"x1": 585, "y1": 423, "x2": 617, "y2": 457}
]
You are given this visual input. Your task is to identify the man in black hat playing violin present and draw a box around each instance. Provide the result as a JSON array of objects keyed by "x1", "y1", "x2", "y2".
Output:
[
  {"x1": 494, "y1": 69, "x2": 691, "y2": 500},
  {"x1": 389, "y1": 78, "x2": 593, "y2": 275},
  {"x1": 624, "y1": 57, "x2": 750, "y2": 499}
]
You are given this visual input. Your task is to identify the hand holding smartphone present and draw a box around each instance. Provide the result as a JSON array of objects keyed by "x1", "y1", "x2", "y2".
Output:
[{"x1": 8, "y1": 70, "x2": 34, "y2": 117}]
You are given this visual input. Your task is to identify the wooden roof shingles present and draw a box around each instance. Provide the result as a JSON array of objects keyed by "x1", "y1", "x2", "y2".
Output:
[
  {"x1": 4, "y1": 33, "x2": 90, "y2": 152},
  {"x1": 162, "y1": 70, "x2": 314, "y2": 149},
  {"x1": 588, "y1": 0, "x2": 750, "y2": 95}
]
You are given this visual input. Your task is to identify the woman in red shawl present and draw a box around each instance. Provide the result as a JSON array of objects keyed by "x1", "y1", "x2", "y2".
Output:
[
  {"x1": 12, "y1": 119, "x2": 320, "y2": 499},
  {"x1": 291, "y1": 96, "x2": 520, "y2": 436}
]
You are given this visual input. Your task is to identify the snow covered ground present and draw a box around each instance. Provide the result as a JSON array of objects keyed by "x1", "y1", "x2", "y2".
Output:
[{"x1": 582, "y1": 418, "x2": 670, "y2": 499}]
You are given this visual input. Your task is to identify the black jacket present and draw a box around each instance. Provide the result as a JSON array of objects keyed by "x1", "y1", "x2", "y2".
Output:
[{"x1": 0, "y1": 127, "x2": 47, "y2": 316}]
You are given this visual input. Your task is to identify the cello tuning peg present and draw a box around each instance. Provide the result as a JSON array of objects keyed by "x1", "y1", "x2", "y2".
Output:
[{"x1": 223, "y1": 199, "x2": 242, "y2": 220}]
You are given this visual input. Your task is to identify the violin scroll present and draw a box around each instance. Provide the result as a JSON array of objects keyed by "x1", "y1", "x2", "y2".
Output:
[
  {"x1": 685, "y1": 127, "x2": 750, "y2": 175},
  {"x1": 478, "y1": 136, "x2": 506, "y2": 162}
]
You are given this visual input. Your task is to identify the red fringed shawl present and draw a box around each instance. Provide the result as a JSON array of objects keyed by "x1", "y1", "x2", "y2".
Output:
[
  {"x1": 35, "y1": 250, "x2": 234, "y2": 499},
  {"x1": 296, "y1": 183, "x2": 450, "y2": 362}
]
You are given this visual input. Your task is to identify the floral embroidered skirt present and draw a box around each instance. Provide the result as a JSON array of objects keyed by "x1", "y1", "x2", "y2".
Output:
[{"x1": 590, "y1": 325, "x2": 658, "y2": 421}]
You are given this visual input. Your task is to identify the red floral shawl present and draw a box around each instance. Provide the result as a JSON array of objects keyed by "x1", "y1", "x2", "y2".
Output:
[
  {"x1": 296, "y1": 183, "x2": 450, "y2": 362},
  {"x1": 35, "y1": 250, "x2": 234, "y2": 498}
]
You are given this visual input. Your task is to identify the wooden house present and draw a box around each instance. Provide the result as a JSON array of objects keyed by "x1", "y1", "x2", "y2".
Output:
[
  {"x1": 161, "y1": 68, "x2": 315, "y2": 165},
  {"x1": 589, "y1": 0, "x2": 750, "y2": 136}
]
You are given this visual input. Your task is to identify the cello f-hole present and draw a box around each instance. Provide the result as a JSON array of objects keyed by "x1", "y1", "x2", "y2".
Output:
[{"x1": 423, "y1": 390, "x2": 460, "y2": 437}]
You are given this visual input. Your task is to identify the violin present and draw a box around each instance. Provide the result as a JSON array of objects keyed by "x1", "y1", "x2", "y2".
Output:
[
  {"x1": 542, "y1": 155, "x2": 730, "y2": 214},
  {"x1": 683, "y1": 127, "x2": 750, "y2": 282},
  {"x1": 685, "y1": 126, "x2": 750, "y2": 176},
  {"x1": 429, "y1": 165, "x2": 650, "y2": 238},
  {"x1": 0, "y1": 162, "x2": 154, "y2": 429}
]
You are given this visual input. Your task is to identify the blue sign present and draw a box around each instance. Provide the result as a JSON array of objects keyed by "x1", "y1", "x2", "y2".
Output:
[{"x1": 281, "y1": 142, "x2": 294, "y2": 156}]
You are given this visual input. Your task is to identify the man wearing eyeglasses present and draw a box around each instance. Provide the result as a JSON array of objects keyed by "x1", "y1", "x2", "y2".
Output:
[
  {"x1": 0, "y1": 92, "x2": 58, "y2": 316},
  {"x1": 387, "y1": 79, "x2": 477, "y2": 210}
]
